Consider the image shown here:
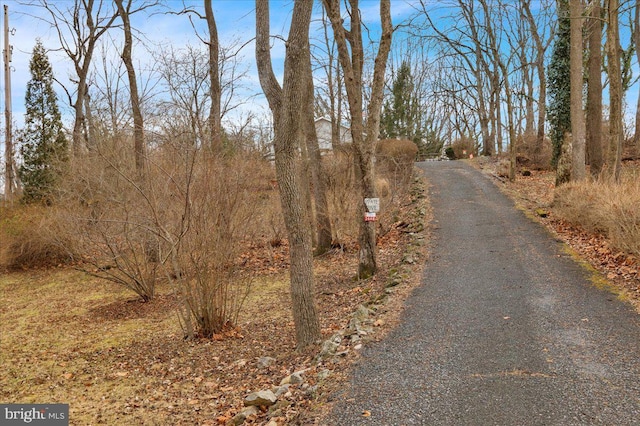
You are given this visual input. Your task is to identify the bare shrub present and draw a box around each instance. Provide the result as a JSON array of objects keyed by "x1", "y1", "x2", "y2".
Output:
[
  {"x1": 0, "y1": 205, "x2": 76, "y2": 270},
  {"x1": 164, "y1": 152, "x2": 255, "y2": 338},
  {"x1": 323, "y1": 147, "x2": 359, "y2": 245},
  {"x1": 553, "y1": 169, "x2": 640, "y2": 257},
  {"x1": 449, "y1": 137, "x2": 477, "y2": 159},
  {"x1": 58, "y1": 139, "x2": 160, "y2": 301},
  {"x1": 376, "y1": 139, "x2": 418, "y2": 195},
  {"x1": 59, "y1": 135, "x2": 258, "y2": 337},
  {"x1": 517, "y1": 132, "x2": 552, "y2": 170}
]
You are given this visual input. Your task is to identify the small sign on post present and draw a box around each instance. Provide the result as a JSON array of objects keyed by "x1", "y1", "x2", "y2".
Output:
[{"x1": 364, "y1": 198, "x2": 380, "y2": 213}]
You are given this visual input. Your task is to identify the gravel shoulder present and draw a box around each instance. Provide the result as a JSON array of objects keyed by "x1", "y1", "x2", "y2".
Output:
[{"x1": 323, "y1": 160, "x2": 640, "y2": 425}]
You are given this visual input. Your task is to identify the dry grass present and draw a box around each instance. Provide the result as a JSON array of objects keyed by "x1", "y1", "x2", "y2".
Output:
[{"x1": 553, "y1": 164, "x2": 640, "y2": 258}]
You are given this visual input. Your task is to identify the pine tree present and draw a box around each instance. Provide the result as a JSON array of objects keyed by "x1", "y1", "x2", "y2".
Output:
[
  {"x1": 381, "y1": 61, "x2": 415, "y2": 140},
  {"x1": 547, "y1": 0, "x2": 571, "y2": 169},
  {"x1": 19, "y1": 39, "x2": 68, "y2": 204},
  {"x1": 380, "y1": 61, "x2": 442, "y2": 159}
]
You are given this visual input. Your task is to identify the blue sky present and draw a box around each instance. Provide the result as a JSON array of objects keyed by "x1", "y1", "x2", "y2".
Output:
[{"x1": 1, "y1": 0, "x2": 415, "y2": 130}]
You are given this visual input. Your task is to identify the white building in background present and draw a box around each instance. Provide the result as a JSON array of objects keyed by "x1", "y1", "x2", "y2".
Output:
[
  {"x1": 264, "y1": 117, "x2": 352, "y2": 161},
  {"x1": 314, "y1": 117, "x2": 352, "y2": 152}
]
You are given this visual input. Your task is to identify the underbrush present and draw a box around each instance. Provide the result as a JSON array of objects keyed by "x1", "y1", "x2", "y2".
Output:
[
  {"x1": 0, "y1": 205, "x2": 76, "y2": 270},
  {"x1": 553, "y1": 170, "x2": 640, "y2": 258},
  {"x1": 0, "y1": 167, "x2": 431, "y2": 425}
]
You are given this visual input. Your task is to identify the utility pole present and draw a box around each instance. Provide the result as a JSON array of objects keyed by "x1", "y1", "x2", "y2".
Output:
[{"x1": 3, "y1": 4, "x2": 14, "y2": 204}]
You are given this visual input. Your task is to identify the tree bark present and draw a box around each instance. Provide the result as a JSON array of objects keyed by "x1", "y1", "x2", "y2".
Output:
[
  {"x1": 607, "y1": 0, "x2": 623, "y2": 181},
  {"x1": 255, "y1": 0, "x2": 320, "y2": 349},
  {"x1": 587, "y1": 0, "x2": 604, "y2": 177},
  {"x1": 204, "y1": 0, "x2": 222, "y2": 153},
  {"x1": 570, "y1": 0, "x2": 586, "y2": 181}
]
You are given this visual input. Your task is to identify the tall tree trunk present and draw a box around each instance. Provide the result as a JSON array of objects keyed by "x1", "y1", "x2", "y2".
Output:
[
  {"x1": 607, "y1": 0, "x2": 623, "y2": 181},
  {"x1": 115, "y1": 0, "x2": 145, "y2": 176},
  {"x1": 570, "y1": 0, "x2": 586, "y2": 180},
  {"x1": 323, "y1": 0, "x2": 392, "y2": 279},
  {"x1": 204, "y1": 0, "x2": 222, "y2": 153},
  {"x1": 73, "y1": 80, "x2": 88, "y2": 154},
  {"x1": 255, "y1": 0, "x2": 320, "y2": 349},
  {"x1": 303, "y1": 57, "x2": 333, "y2": 254},
  {"x1": 587, "y1": 0, "x2": 604, "y2": 177},
  {"x1": 524, "y1": 63, "x2": 535, "y2": 136}
]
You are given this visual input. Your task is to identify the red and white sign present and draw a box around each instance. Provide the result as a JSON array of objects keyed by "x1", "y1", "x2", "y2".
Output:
[{"x1": 364, "y1": 212, "x2": 377, "y2": 222}]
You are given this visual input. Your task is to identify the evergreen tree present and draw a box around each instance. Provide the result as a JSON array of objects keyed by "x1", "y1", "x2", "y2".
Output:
[
  {"x1": 547, "y1": 0, "x2": 571, "y2": 168},
  {"x1": 19, "y1": 40, "x2": 68, "y2": 203},
  {"x1": 381, "y1": 61, "x2": 416, "y2": 139},
  {"x1": 380, "y1": 61, "x2": 442, "y2": 159}
]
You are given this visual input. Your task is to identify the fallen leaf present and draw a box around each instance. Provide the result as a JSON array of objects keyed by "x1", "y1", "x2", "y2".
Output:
[
  {"x1": 216, "y1": 415, "x2": 230, "y2": 424},
  {"x1": 362, "y1": 410, "x2": 371, "y2": 417}
]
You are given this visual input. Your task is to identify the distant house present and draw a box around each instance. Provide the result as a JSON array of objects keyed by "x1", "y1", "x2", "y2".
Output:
[
  {"x1": 264, "y1": 117, "x2": 352, "y2": 161},
  {"x1": 314, "y1": 117, "x2": 352, "y2": 152}
]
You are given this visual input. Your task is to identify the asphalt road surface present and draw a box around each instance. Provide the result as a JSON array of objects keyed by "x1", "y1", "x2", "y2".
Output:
[{"x1": 324, "y1": 161, "x2": 640, "y2": 425}]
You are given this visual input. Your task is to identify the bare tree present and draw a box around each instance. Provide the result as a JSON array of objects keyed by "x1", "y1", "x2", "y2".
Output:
[
  {"x1": 587, "y1": 0, "x2": 604, "y2": 177},
  {"x1": 255, "y1": 0, "x2": 320, "y2": 349},
  {"x1": 314, "y1": 7, "x2": 346, "y2": 149},
  {"x1": 302, "y1": 55, "x2": 333, "y2": 254},
  {"x1": 203, "y1": 0, "x2": 222, "y2": 153},
  {"x1": 155, "y1": 45, "x2": 211, "y2": 146},
  {"x1": 322, "y1": 0, "x2": 393, "y2": 278},
  {"x1": 522, "y1": 0, "x2": 553, "y2": 150},
  {"x1": 570, "y1": 0, "x2": 586, "y2": 180},
  {"x1": 607, "y1": 0, "x2": 623, "y2": 181},
  {"x1": 477, "y1": 0, "x2": 517, "y2": 179},
  {"x1": 176, "y1": 2, "x2": 223, "y2": 152},
  {"x1": 114, "y1": 0, "x2": 146, "y2": 176},
  {"x1": 32, "y1": 0, "x2": 120, "y2": 153}
]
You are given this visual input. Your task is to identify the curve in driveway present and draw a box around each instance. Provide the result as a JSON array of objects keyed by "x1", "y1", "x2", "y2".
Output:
[{"x1": 324, "y1": 160, "x2": 640, "y2": 425}]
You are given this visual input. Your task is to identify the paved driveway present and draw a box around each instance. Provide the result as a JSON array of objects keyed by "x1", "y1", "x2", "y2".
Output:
[{"x1": 324, "y1": 161, "x2": 640, "y2": 425}]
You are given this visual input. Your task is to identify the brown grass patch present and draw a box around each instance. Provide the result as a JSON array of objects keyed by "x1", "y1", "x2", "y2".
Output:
[{"x1": 553, "y1": 164, "x2": 640, "y2": 258}]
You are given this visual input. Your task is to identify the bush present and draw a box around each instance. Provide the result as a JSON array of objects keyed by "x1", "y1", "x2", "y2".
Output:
[
  {"x1": 449, "y1": 137, "x2": 477, "y2": 159},
  {"x1": 58, "y1": 137, "x2": 258, "y2": 337},
  {"x1": 517, "y1": 132, "x2": 552, "y2": 171},
  {"x1": 57, "y1": 139, "x2": 159, "y2": 301},
  {"x1": 0, "y1": 205, "x2": 75, "y2": 270},
  {"x1": 376, "y1": 139, "x2": 418, "y2": 193},
  {"x1": 444, "y1": 147, "x2": 455, "y2": 160}
]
